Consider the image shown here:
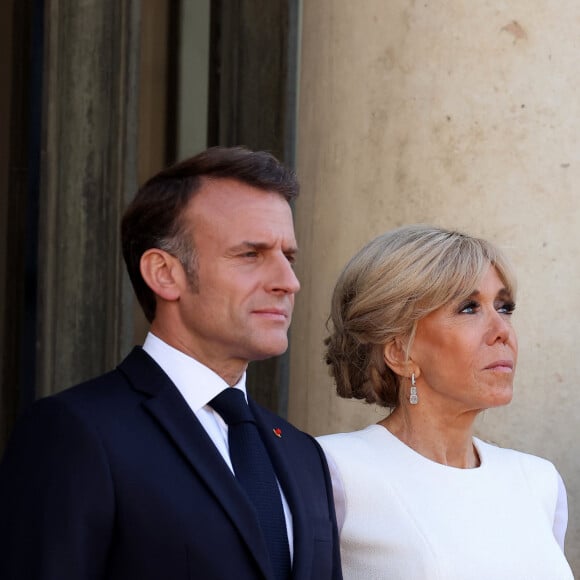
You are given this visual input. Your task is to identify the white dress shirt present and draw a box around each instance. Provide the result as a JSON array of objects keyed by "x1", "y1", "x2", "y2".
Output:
[{"x1": 143, "y1": 332, "x2": 293, "y2": 557}]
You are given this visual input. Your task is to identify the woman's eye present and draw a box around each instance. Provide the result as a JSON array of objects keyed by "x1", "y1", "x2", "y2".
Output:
[
  {"x1": 459, "y1": 300, "x2": 478, "y2": 314},
  {"x1": 497, "y1": 301, "x2": 516, "y2": 314}
]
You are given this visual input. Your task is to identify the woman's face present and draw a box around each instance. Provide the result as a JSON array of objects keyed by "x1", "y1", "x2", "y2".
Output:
[{"x1": 410, "y1": 264, "x2": 518, "y2": 413}]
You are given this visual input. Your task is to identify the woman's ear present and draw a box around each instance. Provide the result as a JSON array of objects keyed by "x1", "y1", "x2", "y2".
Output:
[
  {"x1": 140, "y1": 249, "x2": 183, "y2": 302},
  {"x1": 383, "y1": 337, "x2": 410, "y2": 377}
]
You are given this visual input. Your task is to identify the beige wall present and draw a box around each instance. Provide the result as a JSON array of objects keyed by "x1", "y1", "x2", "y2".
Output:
[{"x1": 290, "y1": 1, "x2": 580, "y2": 573}]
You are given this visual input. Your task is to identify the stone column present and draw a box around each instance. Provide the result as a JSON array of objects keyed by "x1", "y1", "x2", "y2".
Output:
[
  {"x1": 36, "y1": 0, "x2": 140, "y2": 396},
  {"x1": 208, "y1": 0, "x2": 299, "y2": 415},
  {"x1": 290, "y1": 1, "x2": 580, "y2": 572}
]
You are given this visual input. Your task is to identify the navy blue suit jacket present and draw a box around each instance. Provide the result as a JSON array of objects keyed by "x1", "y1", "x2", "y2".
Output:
[{"x1": 0, "y1": 348, "x2": 342, "y2": 580}]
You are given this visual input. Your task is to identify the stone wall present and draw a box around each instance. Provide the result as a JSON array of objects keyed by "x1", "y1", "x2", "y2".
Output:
[{"x1": 290, "y1": 1, "x2": 580, "y2": 572}]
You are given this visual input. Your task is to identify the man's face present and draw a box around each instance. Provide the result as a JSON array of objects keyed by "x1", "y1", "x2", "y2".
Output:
[{"x1": 175, "y1": 178, "x2": 300, "y2": 375}]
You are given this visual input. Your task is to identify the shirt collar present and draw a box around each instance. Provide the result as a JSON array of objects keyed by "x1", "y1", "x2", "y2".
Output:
[{"x1": 142, "y1": 332, "x2": 247, "y2": 411}]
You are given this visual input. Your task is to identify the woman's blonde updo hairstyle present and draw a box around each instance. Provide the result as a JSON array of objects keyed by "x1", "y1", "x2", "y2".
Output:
[{"x1": 324, "y1": 224, "x2": 517, "y2": 408}]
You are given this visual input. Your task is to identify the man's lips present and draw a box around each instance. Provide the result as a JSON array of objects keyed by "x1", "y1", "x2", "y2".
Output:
[
  {"x1": 252, "y1": 308, "x2": 290, "y2": 320},
  {"x1": 484, "y1": 360, "x2": 514, "y2": 372}
]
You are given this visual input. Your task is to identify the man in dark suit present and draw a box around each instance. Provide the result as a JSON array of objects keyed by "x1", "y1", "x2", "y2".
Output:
[{"x1": 0, "y1": 147, "x2": 342, "y2": 579}]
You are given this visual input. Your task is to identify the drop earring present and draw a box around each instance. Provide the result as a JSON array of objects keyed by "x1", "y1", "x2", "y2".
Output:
[{"x1": 409, "y1": 372, "x2": 418, "y2": 405}]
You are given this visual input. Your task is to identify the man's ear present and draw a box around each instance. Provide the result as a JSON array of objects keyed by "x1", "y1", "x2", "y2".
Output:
[
  {"x1": 140, "y1": 249, "x2": 183, "y2": 302},
  {"x1": 383, "y1": 337, "x2": 411, "y2": 377}
]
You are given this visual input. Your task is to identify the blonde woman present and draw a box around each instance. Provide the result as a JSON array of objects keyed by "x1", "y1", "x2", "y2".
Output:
[{"x1": 319, "y1": 225, "x2": 573, "y2": 580}]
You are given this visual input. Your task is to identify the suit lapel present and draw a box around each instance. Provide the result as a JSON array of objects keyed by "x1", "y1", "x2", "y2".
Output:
[
  {"x1": 250, "y1": 399, "x2": 314, "y2": 580},
  {"x1": 118, "y1": 348, "x2": 272, "y2": 579}
]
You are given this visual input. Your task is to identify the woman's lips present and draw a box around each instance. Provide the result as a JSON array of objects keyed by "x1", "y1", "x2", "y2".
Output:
[{"x1": 484, "y1": 360, "x2": 514, "y2": 372}]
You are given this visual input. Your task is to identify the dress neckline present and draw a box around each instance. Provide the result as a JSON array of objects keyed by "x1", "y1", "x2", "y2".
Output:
[{"x1": 368, "y1": 424, "x2": 486, "y2": 472}]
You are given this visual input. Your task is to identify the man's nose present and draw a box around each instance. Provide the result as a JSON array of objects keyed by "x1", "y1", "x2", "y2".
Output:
[{"x1": 268, "y1": 255, "x2": 301, "y2": 294}]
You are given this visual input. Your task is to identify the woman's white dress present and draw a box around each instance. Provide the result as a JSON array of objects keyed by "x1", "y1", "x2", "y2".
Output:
[{"x1": 318, "y1": 425, "x2": 573, "y2": 580}]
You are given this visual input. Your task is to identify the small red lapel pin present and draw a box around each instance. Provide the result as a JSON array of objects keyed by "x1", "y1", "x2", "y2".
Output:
[{"x1": 273, "y1": 428, "x2": 282, "y2": 438}]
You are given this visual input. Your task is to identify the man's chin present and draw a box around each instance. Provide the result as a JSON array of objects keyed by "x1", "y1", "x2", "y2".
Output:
[{"x1": 251, "y1": 339, "x2": 289, "y2": 361}]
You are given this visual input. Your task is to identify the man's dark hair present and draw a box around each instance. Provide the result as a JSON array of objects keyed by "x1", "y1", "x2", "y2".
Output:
[{"x1": 121, "y1": 146, "x2": 299, "y2": 323}]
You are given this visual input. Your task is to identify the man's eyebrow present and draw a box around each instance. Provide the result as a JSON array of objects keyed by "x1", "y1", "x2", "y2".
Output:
[
  {"x1": 235, "y1": 241, "x2": 271, "y2": 250},
  {"x1": 229, "y1": 241, "x2": 299, "y2": 253},
  {"x1": 284, "y1": 245, "x2": 299, "y2": 255}
]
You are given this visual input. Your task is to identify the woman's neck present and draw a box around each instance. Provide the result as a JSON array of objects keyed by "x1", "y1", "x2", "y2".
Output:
[{"x1": 379, "y1": 407, "x2": 480, "y2": 469}]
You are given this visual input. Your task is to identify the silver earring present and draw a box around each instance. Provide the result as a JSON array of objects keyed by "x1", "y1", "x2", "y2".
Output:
[{"x1": 409, "y1": 372, "x2": 418, "y2": 405}]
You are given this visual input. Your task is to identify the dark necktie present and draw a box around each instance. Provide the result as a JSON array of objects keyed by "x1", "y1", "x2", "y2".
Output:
[{"x1": 209, "y1": 388, "x2": 291, "y2": 580}]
